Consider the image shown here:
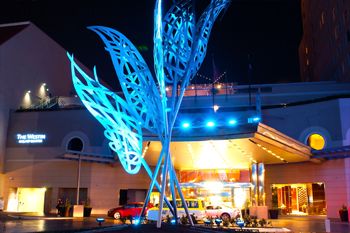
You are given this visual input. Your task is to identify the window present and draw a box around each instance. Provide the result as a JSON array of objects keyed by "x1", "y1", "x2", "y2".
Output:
[
  {"x1": 345, "y1": 10, "x2": 348, "y2": 22},
  {"x1": 306, "y1": 47, "x2": 308, "y2": 54},
  {"x1": 322, "y1": 12, "x2": 325, "y2": 24},
  {"x1": 67, "y1": 137, "x2": 84, "y2": 151},
  {"x1": 307, "y1": 59, "x2": 309, "y2": 65},
  {"x1": 333, "y1": 8, "x2": 336, "y2": 20},
  {"x1": 335, "y1": 26, "x2": 338, "y2": 39}
]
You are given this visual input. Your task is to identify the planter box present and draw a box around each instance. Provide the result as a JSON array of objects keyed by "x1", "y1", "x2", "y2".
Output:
[
  {"x1": 339, "y1": 210, "x2": 348, "y2": 222},
  {"x1": 73, "y1": 205, "x2": 84, "y2": 217},
  {"x1": 84, "y1": 207, "x2": 92, "y2": 217},
  {"x1": 241, "y1": 209, "x2": 250, "y2": 216},
  {"x1": 268, "y1": 209, "x2": 279, "y2": 219},
  {"x1": 249, "y1": 206, "x2": 257, "y2": 217},
  {"x1": 61, "y1": 207, "x2": 71, "y2": 217},
  {"x1": 257, "y1": 206, "x2": 268, "y2": 219}
]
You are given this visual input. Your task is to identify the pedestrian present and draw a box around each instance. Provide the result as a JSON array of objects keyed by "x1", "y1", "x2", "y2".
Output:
[{"x1": 56, "y1": 199, "x2": 63, "y2": 216}]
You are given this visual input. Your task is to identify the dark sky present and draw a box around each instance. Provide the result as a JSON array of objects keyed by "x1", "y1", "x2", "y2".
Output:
[{"x1": 0, "y1": 0, "x2": 303, "y2": 91}]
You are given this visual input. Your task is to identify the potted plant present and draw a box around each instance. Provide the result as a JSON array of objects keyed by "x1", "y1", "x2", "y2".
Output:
[
  {"x1": 83, "y1": 198, "x2": 92, "y2": 217},
  {"x1": 302, "y1": 204, "x2": 307, "y2": 213},
  {"x1": 339, "y1": 203, "x2": 348, "y2": 222},
  {"x1": 241, "y1": 199, "x2": 251, "y2": 217},
  {"x1": 269, "y1": 188, "x2": 279, "y2": 219},
  {"x1": 281, "y1": 204, "x2": 287, "y2": 215},
  {"x1": 61, "y1": 199, "x2": 71, "y2": 217}
]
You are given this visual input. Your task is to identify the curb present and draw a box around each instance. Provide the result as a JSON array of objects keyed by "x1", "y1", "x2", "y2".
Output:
[{"x1": 8, "y1": 215, "x2": 76, "y2": 220}]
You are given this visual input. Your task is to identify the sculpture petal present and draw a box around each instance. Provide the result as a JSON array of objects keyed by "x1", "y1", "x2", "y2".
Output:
[
  {"x1": 162, "y1": 0, "x2": 196, "y2": 84},
  {"x1": 88, "y1": 26, "x2": 164, "y2": 136},
  {"x1": 67, "y1": 53, "x2": 142, "y2": 174}
]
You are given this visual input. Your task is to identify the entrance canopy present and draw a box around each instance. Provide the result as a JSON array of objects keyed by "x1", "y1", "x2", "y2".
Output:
[{"x1": 142, "y1": 123, "x2": 321, "y2": 171}]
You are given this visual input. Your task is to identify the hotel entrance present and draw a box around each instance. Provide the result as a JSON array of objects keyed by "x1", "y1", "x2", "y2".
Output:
[
  {"x1": 180, "y1": 169, "x2": 251, "y2": 208},
  {"x1": 271, "y1": 183, "x2": 326, "y2": 216}
]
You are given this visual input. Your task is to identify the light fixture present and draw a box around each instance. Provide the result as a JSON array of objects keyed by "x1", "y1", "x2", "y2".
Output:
[
  {"x1": 206, "y1": 122, "x2": 215, "y2": 127},
  {"x1": 187, "y1": 142, "x2": 197, "y2": 170},
  {"x1": 26, "y1": 90, "x2": 31, "y2": 93},
  {"x1": 253, "y1": 117, "x2": 260, "y2": 122},
  {"x1": 96, "y1": 218, "x2": 105, "y2": 227},
  {"x1": 41, "y1": 83, "x2": 46, "y2": 86},
  {"x1": 229, "y1": 120, "x2": 236, "y2": 125},
  {"x1": 142, "y1": 141, "x2": 151, "y2": 158},
  {"x1": 213, "y1": 105, "x2": 219, "y2": 112},
  {"x1": 182, "y1": 123, "x2": 190, "y2": 128},
  {"x1": 251, "y1": 140, "x2": 287, "y2": 163},
  {"x1": 229, "y1": 140, "x2": 257, "y2": 163},
  {"x1": 210, "y1": 141, "x2": 232, "y2": 169}
]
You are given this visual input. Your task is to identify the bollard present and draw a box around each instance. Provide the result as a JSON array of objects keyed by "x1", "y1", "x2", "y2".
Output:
[{"x1": 325, "y1": 219, "x2": 330, "y2": 232}]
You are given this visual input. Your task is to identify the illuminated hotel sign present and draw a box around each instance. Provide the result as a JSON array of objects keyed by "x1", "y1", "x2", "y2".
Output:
[{"x1": 16, "y1": 134, "x2": 46, "y2": 144}]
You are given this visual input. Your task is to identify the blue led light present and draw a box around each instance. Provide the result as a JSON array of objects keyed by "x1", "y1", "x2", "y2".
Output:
[
  {"x1": 229, "y1": 120, "x2": 236, "y2": 124},
  {"x1": 207, "y1": 122, "x2": 215, "y2": 127},
  {"x1": 183, "y1": 123, "x2": 190, "y2": 128},
  {"x1": 253, "y1": 117, "x2": 260, "y2": 122}
]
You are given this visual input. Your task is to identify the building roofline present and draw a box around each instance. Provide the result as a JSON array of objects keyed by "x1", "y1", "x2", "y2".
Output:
[{"x1": 0, "y1": 21, "x2": 30, "y2": 28}]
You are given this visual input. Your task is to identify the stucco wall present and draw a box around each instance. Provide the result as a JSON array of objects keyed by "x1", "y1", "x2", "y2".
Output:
[{"x1": 265, "y1": 158, "x2": 350, "y2": 218}]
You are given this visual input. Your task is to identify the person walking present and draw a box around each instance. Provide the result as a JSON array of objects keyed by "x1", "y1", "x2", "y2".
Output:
[{"x1": 56, "y1": 199, "x2": 63, "y2": 216}]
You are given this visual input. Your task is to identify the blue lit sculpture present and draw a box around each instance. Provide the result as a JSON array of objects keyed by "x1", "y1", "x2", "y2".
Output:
[{"x1": 68, "y1": 0, "x2": 231, "y2": 228}]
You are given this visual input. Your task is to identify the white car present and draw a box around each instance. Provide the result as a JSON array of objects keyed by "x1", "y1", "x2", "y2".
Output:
[{"x1": 203, "y1": 204, "x2": 241, "y2": 220}]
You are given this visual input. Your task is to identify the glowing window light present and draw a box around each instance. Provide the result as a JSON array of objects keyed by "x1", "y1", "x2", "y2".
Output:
[
  {"x1": 207, "y1": 122, "x2": 215, "y2": 127},
  {"x1": 229, "y1": 120, "x2": 236, "y2": 124},
  {"x1": 229, "y1": 140, "x2": 257, "y2": 163},
  {"x1": 183, "y1": 123, "x2": 190, "y2": 128}
]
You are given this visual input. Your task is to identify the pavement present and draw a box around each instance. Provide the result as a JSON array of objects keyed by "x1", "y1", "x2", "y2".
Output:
[{"x1": 0, "y1": 211, "x2": 349, "y2": 232}]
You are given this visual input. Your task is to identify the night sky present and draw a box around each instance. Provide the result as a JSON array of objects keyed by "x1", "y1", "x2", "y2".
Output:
[{"x1": 0, "y1": 0, "x2": 303, "y2": 91}]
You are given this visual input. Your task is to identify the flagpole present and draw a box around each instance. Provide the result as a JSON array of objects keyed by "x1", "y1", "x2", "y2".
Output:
[
  {"x1": 248, "y1": 55, "x2": 252, "y2": 109},
  {"x1": 225, "y1": 70, "x2": 228, "y2": 102}
]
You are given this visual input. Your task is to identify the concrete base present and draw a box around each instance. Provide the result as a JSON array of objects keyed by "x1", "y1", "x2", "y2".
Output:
[
  {"x1": 249, "y1": 206, "x2": 257, "y2": 216},
  {"x1": 249, "y1": 206, "x2": 268, "y2": 219},
  {"x1": 73, "y1": 205, "x2": 83, "y2": 217},
  {"x1": 257, "y1": 206, "x2": 268, "y2": 219}
]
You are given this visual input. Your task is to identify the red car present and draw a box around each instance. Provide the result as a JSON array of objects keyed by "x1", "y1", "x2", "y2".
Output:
[{"x1": 107, "y1": 202, "x2": 153, "y2": 219}]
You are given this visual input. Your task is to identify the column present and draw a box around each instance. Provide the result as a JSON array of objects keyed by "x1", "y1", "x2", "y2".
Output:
[
  {"x1": 258, "y1": 163, "x2": 265, "y2": 206},
  {"x1": 251, "y1": 164, "x2": 258, "y2": 205}
]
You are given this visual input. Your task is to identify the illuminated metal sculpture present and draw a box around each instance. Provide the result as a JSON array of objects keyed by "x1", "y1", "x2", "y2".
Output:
[{"x1": 68, "y1": 0, "x2": 231, "y2": 228}]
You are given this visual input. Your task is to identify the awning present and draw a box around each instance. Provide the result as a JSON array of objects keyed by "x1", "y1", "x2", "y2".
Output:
[
  {"x1": 311, "y1": 146, "x2": 350, "y2": 160},
  {"x1": 57, "y1": 150, "x2": 118, "y2": 166}
]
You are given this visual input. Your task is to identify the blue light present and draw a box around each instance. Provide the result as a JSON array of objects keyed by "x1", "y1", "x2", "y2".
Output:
[
  {"x1": 229, "y1": 120, "x2": 236, "y2": 124},
  {"x1": 253, "y1": 117, "x2": 260, "y2": 122},
  {"x1": 171, "y1": 219, "x2": 176, "y2": 224},
  {"x1": 183, "y1": 123, "x2": 190, "y2": 128},
  {"x1": 207, "y1": 122, "x2": 215, "y2": 127},
  {"x1": 135, "y1": 219, "x2": 139, "y2": 225}
]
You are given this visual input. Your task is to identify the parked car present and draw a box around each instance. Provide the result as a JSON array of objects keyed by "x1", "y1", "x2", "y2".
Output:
[
  {"x1": 147, "y1": 199, "x2": 206, "y2": 221},
  {"x1": 204, "y1": 204, "x2": 241, "y2": 220},
  {"x1": 107, "y1": 202, "x2": 153, "y2": 219}
]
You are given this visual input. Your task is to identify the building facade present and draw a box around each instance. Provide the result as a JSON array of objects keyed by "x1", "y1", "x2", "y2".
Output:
[
  {"x1": 1, "y1": 22, "x2": 350, "y2": 220},
  {"x1": 299, "y1": 0, "x2": 350, "y2": 82}
]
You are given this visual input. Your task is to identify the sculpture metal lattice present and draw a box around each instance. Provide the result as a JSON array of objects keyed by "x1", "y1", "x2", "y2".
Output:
[{"x1": 68, "y1": 0, "x2": 231, "y2": 228}]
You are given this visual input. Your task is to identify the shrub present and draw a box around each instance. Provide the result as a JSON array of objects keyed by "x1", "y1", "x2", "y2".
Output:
[
  {"x1": 223, "y1": 218, "x2": 230, "y2": 227},
  {"x1": 190, "y1": 213, "x2": 198, "y2": 224},
  {"x1": 180, "y1": 215, "x2": 188, "y2": 225}
]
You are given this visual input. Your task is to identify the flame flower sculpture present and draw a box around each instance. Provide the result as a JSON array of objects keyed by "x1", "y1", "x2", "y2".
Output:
[{"x1": 67, "y1": 0, "x2": 231, "y2": 227}]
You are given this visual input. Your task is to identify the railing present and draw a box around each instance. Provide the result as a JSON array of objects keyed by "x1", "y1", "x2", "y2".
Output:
[{"x1": 26, "y1": 96, "x2": 65, "y2": 110}]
